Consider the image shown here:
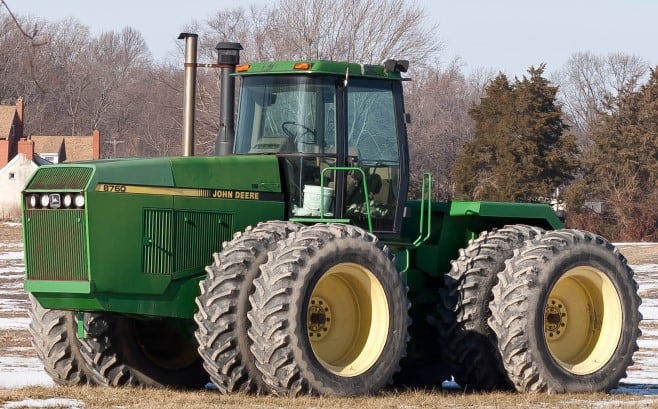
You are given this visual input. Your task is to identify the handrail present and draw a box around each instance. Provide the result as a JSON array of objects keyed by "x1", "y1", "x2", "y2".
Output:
[
  {"x1": 412, "y1": 172, "x2": 433, "y2": 247},
  {"x1": 400, "y1": 172, "x2": 433, "y2": 274},
  {"x1": 321, "y1": 166, "x2": 372, "y2": 232}
]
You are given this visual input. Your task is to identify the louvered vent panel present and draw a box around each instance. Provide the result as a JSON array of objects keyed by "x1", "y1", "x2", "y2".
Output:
[
  {"x1": 24, "y1": 210, "x2": 88, "y2": 281},
  {"x1": 28, "y1": 167, "x2": 93, "y2": 190},
  {"x1": 142, "y1": 209, "x2": 174, "y2": 275},
  {"x1": 174, "y1": 211, "x2": 233, "y2": 272}
]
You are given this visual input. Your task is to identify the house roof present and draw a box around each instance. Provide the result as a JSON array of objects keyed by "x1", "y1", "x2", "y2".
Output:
[
  {"x1": 0, "y1": 106, "x2": 16, "y2": 139},
  {"x1": 31, "y1": 135, "x2": 96, "y2": 162}
]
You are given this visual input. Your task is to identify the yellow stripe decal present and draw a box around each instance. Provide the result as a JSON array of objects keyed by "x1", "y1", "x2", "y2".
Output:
[{"x1": 94, "y1": 183, "x2": 282, "y2": 201}]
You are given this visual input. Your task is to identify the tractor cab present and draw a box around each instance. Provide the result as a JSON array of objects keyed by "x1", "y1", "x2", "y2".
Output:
[{"x1": 232, "y1": 61, "x2": 410, "y2": 234}]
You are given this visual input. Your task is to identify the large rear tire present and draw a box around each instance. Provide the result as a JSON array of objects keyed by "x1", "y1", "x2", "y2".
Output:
[
  {"x1": 80, "y1": 314, "x2": 208, "y2": 388},
  {"x1": 488, "y1": 229, "x2": 641, "y2": 392},
  {"x1": 28, "y1": 295, "x2": 93, "y2": 385},
  {"x1": 194, "y1": 221, "x2": 301, "y2": 393},
  {"x1": 248, "y1": 224, "x2": 409, "y2": 396},
  {"x1": 438, "y1": 225, "x2": 544, "y2": 390}
]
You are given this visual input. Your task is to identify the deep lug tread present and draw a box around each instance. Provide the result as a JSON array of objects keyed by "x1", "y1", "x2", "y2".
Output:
[
  {"x1": 28, "y1": 295, "x2": 93, "y2": 385},
  {"x1": 194, "y1": 221, "x2": 301, "y2": 394},
  {"x1": 488, "y1": 229, "x2": 642, "y2": 393},
  {"x1": 248, "y1": 223, "x2": 409, "y2": 396},
  {"x1": 437, "y1": 224, "x2": 545, "y2": 391}
]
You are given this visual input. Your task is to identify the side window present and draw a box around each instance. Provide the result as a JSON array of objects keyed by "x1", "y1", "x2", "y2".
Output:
[
  {"x1": 347, "y1": 83, "x2": 399, "y2": 162},
  {"x1": 345, "y1": 81, "x2": 401, "y2": 231}
]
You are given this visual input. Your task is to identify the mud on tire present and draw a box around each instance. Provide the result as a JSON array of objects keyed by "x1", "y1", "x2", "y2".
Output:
[
  {"x1": 248, "y1": 223, "x2": 409, "y2": 396},
  {"x1": 488, "y1": 229, "x2": 641, "y2": 392},
  {"x1": 194, "y1": 221, "x2": 301, "y2": 394}
]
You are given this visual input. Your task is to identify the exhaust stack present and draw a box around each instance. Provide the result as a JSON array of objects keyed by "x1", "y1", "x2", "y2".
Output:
[
  {"x1": 215, "y1": 42, "x2": 243, "y2": 156},
  {"x1": 178, "y1": 33, "x2": 198, "y2": 156}
]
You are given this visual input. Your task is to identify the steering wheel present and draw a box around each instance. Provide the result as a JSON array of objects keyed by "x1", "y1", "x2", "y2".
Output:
[{"x1": 282, "y1": 121, "x2": 316, "y2": 145}]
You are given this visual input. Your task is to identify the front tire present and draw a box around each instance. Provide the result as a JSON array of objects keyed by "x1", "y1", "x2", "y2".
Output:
[
  {"x1": 248, "y1": 224, "x2": 409, "y2": 396},
  {"x1": 28, "y1": 295, "x2": 93, "y2": 385},
  {"x1": 488, "y1": 229, "x2": 641, "y2": 392},
  {"x1": 80, "y1": 314, "x2": 208, "y2": 388}
]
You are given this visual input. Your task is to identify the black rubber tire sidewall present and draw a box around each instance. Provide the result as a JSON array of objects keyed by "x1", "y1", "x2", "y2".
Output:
[
  {"x1": 288, "y1": 235, "x2": 408, "y2": 395},
  {"x1": 525, "y1": 241, "x2": 640, "y2": 392},
  {"x1": 113, "y1": 316, "x2": 208, "y2": 388}
]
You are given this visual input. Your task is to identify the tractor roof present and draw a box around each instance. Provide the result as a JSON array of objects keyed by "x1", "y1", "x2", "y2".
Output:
[{"x1": 233, "y1": 60, "x2": 405, "y2": 80}]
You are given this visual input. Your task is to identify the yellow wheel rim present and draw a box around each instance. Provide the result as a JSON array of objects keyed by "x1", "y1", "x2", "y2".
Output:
[
  {"x1": 544, "y1": 266, "x2": 622, "y2": 375},
  {"x1": 308, "y1": 262, "x2": 389, "y2": 377}
]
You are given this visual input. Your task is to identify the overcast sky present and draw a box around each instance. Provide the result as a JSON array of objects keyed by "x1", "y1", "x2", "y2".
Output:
[{"x1": 6, "y1": 0, "x2": 657, "y2": 76}]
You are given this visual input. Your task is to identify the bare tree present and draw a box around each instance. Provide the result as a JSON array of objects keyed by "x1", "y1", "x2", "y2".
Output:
[
  {"x1": 406, "y1": 59, "x2": 487, "y2": 200},
  {"x1": 553, "y1": 51, "x2": 648, "y2": 139}
]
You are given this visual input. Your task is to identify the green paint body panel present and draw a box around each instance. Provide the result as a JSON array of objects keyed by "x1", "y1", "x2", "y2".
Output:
[
  {"x1": 235, "y1": 60, "x2": 403, "y2": 80},
  {"x1": 23, "y1": 155, "x2": 284, "y2": 318}
]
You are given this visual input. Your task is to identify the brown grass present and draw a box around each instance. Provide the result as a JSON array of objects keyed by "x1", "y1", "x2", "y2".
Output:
[
  {"x1": 1, "y1": 387, "x2": 655, "y2": 409},
  {"x1": 1, "y1": 224, "x2": 658, "y2": 407}
]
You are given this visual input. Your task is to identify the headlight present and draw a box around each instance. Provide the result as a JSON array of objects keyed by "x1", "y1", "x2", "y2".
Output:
[
  {"x1": 74, "y1": 193, "x2": 85, "y2": 208},
  {"x1": 63, "y1": 194, "x2": 73, "y2": 208},
  {"x1": 40, "y1": 194, "x2": 50, "y2": 207},
  {"x1": 28, "y1": 194, "x2": 38, "y2": 208}
]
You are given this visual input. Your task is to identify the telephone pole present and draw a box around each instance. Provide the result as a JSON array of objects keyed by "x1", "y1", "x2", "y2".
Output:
[{"x1": 104, "y1": 137, "x2": 124, "y2": 158}]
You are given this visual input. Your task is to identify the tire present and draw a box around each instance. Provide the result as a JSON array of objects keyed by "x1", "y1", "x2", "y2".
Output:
[
  {"x1": 28, "y1": 295, "x2": 94, "y2": 385},
  {"x1": 438, "y1": 225, "x2": 544, "y2": 391},
  {"x1": 488, "y1": 229, "x2": 641, "y2": 392},
  {"x1": 194, "y1": 221, "x2": 302, "y2": 394},
  {"x1": 80, "y1": 313, "x2": 208, "y2": 388},
  {"x1": 248, "y1": 223, "x2": 409, "y2": 396}
]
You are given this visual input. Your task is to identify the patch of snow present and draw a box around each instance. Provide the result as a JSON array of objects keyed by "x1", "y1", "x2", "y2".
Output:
[
  {"x1": 0, "y1": 317, "x2": 30, "y2": 329},
  {"x1": 0, "y1": 356, "x2": 54, "y2": 389},
  {"x1": 0, "y1": 251, "x2": 24, "y2": 260},
  {"x1": 632, "y1": 264, "x2": 658, "y2": 273},
  {"x1": 2, "y1": 398, "x2": 83, "y2": 408}
]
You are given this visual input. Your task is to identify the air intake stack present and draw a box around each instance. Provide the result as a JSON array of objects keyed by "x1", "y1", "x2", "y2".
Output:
[{"x1": 215, "y1": 42, "x2": 243, "y2": 156}]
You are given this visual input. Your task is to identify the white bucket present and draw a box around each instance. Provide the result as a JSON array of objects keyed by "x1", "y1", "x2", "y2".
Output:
[{"x1": 303, "y1": 185, "x2": 334, "y2": 214}]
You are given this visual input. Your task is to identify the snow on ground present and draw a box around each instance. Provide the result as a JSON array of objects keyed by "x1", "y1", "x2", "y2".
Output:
[
  {"x1": 2, "y1": 240, "x2": 658, "y2": 398},
  {"x1": 3, "y1": 398, "x2": 83, "y2": 408}
]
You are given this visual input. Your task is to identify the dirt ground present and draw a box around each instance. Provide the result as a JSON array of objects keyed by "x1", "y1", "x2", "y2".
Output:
[{"x1": 2, "y1": 223, "x2": 658, "y2": 408}]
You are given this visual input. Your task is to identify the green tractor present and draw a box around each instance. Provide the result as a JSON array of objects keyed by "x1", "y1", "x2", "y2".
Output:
[{"x1": 20, "y1": 34, "x2": 640, "y2": 395}]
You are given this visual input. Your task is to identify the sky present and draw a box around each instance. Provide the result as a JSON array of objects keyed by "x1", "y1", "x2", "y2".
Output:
[{"x1": 4, "y1": 0, "x2": 658, "y2": 76}]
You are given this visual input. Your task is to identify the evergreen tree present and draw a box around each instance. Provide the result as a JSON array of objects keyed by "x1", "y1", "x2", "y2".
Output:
[
  {"x1": 452, "y1": 65, "x2": 578, "y2": 201},
  {"x1": 567, "y1": 68, "x2": 658, "y2": 240}
]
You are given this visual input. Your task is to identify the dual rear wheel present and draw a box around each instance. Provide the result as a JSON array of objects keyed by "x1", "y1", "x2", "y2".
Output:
[{"x1": 441, "y1": 227, "x2": 641, "y2": 393}]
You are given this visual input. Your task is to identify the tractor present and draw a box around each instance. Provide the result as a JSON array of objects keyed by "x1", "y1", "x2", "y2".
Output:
[{"x1": 20, "y1": 34, "x2": 641, "y2": 395}]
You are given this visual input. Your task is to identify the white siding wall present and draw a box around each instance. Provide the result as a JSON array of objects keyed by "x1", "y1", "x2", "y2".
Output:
[{"x1": 0, "y1": 154, "x2": 37, "y2": 210}]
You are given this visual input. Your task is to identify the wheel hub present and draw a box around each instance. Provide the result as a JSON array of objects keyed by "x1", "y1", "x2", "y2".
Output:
[
  {"x1": 307, "y1": 296, "x2": 331, "y2": 341},
  {"x1": 544, "y1": 298, "x2": 568, "y2": 340}
]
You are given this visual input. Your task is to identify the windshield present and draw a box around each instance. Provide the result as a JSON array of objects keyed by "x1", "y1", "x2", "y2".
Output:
[{"x1": 234, "y1": 76, "x2": 337, "y2": 154}]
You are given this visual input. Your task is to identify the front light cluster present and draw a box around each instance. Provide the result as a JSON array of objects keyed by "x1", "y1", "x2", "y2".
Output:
[{"x1": 26, "y1": 193, "x2": 85, "y2": 209}]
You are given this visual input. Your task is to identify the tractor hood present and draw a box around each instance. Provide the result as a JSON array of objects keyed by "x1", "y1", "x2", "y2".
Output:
[{"x1": 24, "y1": 154, "x2": 283, "y2": 194}]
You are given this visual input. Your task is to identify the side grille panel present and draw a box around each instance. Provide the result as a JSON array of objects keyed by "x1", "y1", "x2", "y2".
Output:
[
  {"x1": 143, "y1": 209, "x2": 174, "y2": 275},
  {"x1": 142, "y1": 209, "x2": 233, "y2": 275},
  {"x1": 24, "y1": 210, "x2": 88, "y2": 281},
  {"x1": 174, "y1": 211, "x2": 233, "y2": 272},
  {"x1": 28, "y1": 167, "x2": 93, "y2": 190}
]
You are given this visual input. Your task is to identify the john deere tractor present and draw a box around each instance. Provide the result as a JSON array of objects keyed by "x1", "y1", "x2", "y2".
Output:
[{"x1": 20, "y1": 34, "x2": 640, "y2": 395}]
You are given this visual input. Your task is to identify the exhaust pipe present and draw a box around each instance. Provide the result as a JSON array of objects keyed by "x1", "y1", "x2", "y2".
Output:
[
  {"x1": 178, "y1": 33, "x2": 198, "y2": 156},
  {"x1": 215, "y1": 42, "x2": 243, "y2": 156}
]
